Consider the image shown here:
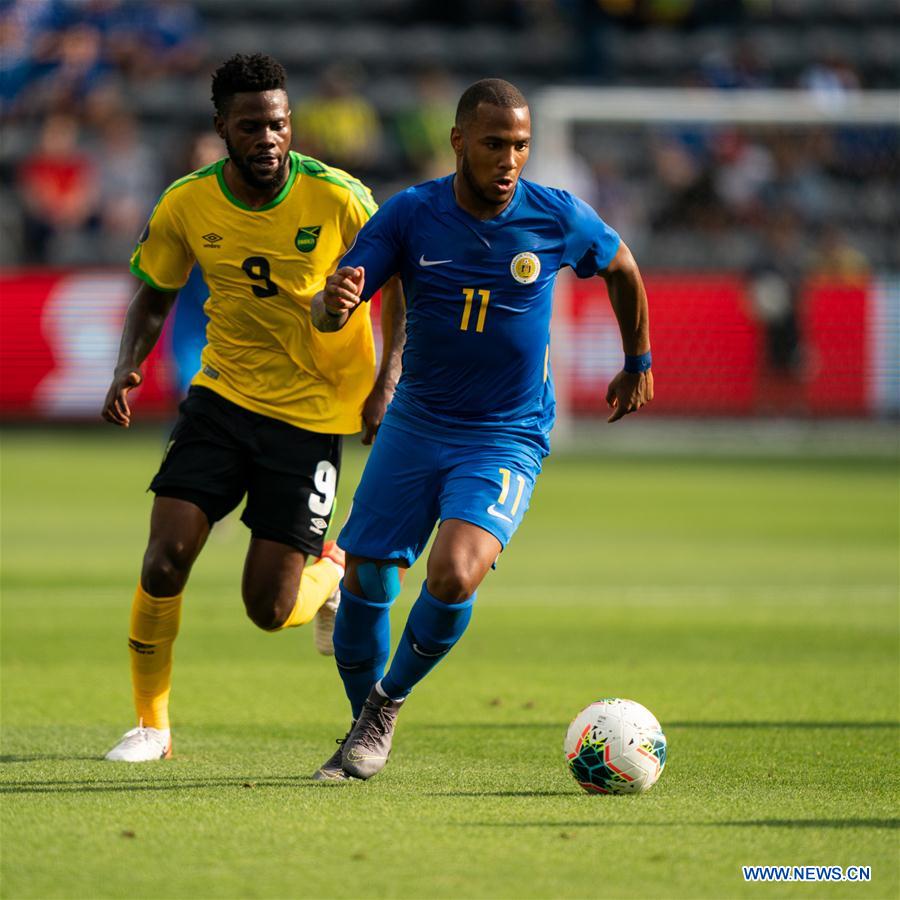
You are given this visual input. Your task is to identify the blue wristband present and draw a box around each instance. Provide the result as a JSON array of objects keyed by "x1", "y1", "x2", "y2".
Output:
[{"x1": 624, "y1": 351, "x2": 652, "y2": 374}]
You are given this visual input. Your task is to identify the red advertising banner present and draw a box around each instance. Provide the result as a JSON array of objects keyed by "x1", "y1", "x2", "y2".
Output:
[
  {"x1": 0, "y1": 268, "x2": 885, "y2": 420},
  {"x1": 566, "y1": 275, "x2": 870, "y2": 416},
  {"x1": 0, "y1": 269, "x2": 174, "y2": 418},
  {"x1": 801, "y1": 283, "x2": 868, "y2": 414}
]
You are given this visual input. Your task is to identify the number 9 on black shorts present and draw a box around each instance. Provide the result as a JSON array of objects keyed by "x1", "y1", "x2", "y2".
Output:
[{"x1": 150, "y1": 386, "x2": 342, "y2": 556}]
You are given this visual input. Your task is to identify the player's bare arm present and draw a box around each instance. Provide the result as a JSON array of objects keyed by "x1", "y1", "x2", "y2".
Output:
[
  {"x1": 101, "y1": 281, "x2": 178, "y2": 427},
  {"x1": 311, "y1": 266, "x2": 365, "y2": 332},
  {"x1": 361, "y1": 275, "x2": 405, "y2": 445},
  {"x1": 599, "y1": 241, "x2": 654, "y2": 423}
]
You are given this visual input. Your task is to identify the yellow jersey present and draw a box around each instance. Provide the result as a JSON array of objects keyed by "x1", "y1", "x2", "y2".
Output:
[{"x1": 130, "y1": 151, "x2": 377, "y2": 434}]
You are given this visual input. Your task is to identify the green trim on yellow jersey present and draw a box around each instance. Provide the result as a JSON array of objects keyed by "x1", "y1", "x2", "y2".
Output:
[
  {"x1": 129, "y1": 259, "x2": 183, "y2": 292},
  {"x1": 214, "y1": 155, "x2": 299, "y2": 212},
  {"x1": 161, "y1": 160, "x2": 221, "y2": 200},
  {"x1": 293, "y1": 152, "x2": 377, "y2": 216},
  {"x1": 130, "y1": 161, "x2": 222, "y2": 284}
]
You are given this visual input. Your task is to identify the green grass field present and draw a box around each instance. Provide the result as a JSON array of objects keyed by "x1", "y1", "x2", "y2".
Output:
[{"x1": 2, "y1": 427, "x2": 898, "y2": 899}]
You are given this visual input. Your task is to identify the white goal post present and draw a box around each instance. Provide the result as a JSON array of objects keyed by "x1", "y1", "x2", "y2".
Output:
[{"x1": 531, "y1": 87, "x2": 900, "y2": 187}]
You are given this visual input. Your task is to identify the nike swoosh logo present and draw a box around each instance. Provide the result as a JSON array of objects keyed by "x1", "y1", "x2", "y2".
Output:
[
  {"x1": 412, "y1": 642, "x2": 447, "y2": 658},
  {"x1": 419, "y1": 255, "x2": 452, "y2": 267},
  {"x1": 487, "y1": 505, "x2": 513, "y2": 523},
  {"x1": 346, "y1": 749, "x2": 386, "y2": 761}
]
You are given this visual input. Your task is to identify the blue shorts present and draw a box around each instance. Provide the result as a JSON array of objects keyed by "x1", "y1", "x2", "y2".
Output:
[{"x1": 339, "y1": 418, "x2": 542, "y2": 567}]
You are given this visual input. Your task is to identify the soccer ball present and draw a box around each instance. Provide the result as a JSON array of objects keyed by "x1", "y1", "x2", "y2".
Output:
[{"x1": 564, "y1": 698, "x2": 667, "y2": 795}]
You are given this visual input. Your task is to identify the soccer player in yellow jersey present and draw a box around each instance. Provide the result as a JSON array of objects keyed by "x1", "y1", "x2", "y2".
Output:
[{"x1": 100, "y1": 54, "x2": 404, "y2": 762}]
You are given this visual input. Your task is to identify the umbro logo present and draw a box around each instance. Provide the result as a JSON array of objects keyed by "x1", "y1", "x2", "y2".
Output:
[
  {"x1": 309, "y1": 517, "x2": 328, "y2": 535},
  {"x1": 202, "y1": 232, "x2": 222, "y2": 247}
]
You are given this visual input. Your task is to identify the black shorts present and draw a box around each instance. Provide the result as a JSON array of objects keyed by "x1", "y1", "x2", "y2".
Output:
[{"x1": 150, "y1": 386, "x2": 342, "y2": 555}]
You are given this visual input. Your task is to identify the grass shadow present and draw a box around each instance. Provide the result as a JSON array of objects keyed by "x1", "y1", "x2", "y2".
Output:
[
  {"x1": 417, "y1": 721, "x2": 899, "y2": 730},
  {"x1": 666, "y1": 721, "x2": 900, "y2": 730},
  {"x1": 720, "y1": 819, "x2": 899, "y2": 829},
  {"x1": 428, "y1": 790, "x2": 573, "y2": 798},
  {"x1": 465, "y1": 818, "x2": 899, "y2": 830},
  {"x1": 0, "y1": 775, "x2": 340, "y2": 795},
  {"x1": 1, "y1": 754, "x2": 102, "y2": 762}
]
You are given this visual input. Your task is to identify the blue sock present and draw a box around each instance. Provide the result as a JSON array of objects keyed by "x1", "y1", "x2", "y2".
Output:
[
  {"x1": 380, "y1": 583, "x2": 475, "y2": 700},
  {"x1": 333, "y1": 583, "x2": 392, "y2": 719}
]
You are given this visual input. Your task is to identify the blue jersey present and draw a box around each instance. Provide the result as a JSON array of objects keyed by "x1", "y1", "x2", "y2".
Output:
[{"x1": 341, "y1": 175, "x2": 620, "y2": 455}]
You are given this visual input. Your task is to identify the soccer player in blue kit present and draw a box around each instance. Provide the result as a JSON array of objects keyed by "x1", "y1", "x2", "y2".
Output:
[{"x1": 310, "y1": 79, "x2": 653, "y2": 781}]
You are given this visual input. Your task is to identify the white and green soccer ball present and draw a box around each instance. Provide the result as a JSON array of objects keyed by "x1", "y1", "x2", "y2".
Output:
[{"x1": 564, "y1": 698, "x2": 667, "y2": 795}]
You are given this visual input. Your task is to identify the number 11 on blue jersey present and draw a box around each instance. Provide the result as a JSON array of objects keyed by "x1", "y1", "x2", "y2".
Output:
[{"x1": 460, "y1": 288, "x2": 490, "y2": 332}]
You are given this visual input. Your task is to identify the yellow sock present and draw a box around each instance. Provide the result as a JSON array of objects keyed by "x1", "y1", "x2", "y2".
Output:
[
  {"x1": 276, "y1": 558, "x2": 341, "y2": 629},
  {"x1": 128, "y1": 584, "x2": 182, "y2": 730}
]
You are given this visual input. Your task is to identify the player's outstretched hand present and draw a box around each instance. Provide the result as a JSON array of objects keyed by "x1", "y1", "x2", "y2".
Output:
[
  {"x1": 323, "y1": 266, "x2": 365, "y2": 316},
  {"x1": 361, "y1": 377, "x2": 396, "y2": 446},
  {"x1": 101, "y1": 370, "x2": 143, "y2": 427},
  {"x1": 605, "y1": 369, "x2": 653, "y2": 423}
]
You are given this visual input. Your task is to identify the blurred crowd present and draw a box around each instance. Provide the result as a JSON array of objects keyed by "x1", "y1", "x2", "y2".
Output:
[
  {"x1": 575, "y1": 122, "x2": 892, "y2": 274},
  {"x1": 1, "y1": 0, "x2": 206, "y2": 264},
  {"x1": 1, "y1": 0, "x2": 896, "y2": 273}
]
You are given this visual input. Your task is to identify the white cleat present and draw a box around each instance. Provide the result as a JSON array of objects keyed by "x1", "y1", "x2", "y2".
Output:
[
  {"x1": 105, "y1": 724, "x2": 172, "y2": 761},
  {"x1": 314, "y1": 540, "x2": 344, "y2": 656},
  {"x1": 314, "y1": 588, "x2": 340, "y2": 656}
]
